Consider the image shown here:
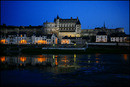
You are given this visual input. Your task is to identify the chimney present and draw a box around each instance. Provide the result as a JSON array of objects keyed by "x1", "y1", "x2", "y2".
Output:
[
  {"x1": 71, "y1": 17, "x2": 72, "y2": 19},
  {"x1": 77, "y1": 17, "x2": 78, "y2": 20}
]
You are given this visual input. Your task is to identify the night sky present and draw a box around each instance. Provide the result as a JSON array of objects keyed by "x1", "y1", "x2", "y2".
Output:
[{"x1": 1, "y1": 1, "x2": 129, "y2": 34}]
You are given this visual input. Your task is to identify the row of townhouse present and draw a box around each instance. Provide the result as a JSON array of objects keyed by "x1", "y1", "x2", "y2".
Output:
[
  {"x1": 0, "y1": 32, "x2": 58, "y2": 44},
  {"x1": 0, "y1": 31, "x2": 87, "y2": 45},
  {"x1": 61, "y1": 36, "x2": 86, "y2": 45},
  {"x1": 0, "y1": 31, "x2": 129, "y2": 44},
  {"x1": 96, "y1": 32, "x2": 129, "y2": 42}
]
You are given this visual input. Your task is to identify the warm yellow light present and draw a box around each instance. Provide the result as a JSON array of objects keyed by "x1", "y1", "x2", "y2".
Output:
[
  {"x1": 96, "y1": 61, "x2": 99, "y2": 63},
  {"x1": 74, "y1": 54, "x2": 76, "y2": 58},
  {"x1": 55, "y1": 58, "x2": 58, "y2": 65},
  {"x1": 20, "y1": 63, "x2": 22, "y2": 66},
  {"x1": 123, "y1": 54, "x2": 127, "y2": 61},
  {"x1": 61, "y1": 56, "x2": 69, "y2": 63},
  {"x1": 37, "y1": 58, "x2": 46, "y2": 62},
  {"x1": 96, "y1": 58, "x2": 99, "y2": 60},
  {"x1": 61, "y1": 40, "x2": 70, "y2": 44},
  {"x1": 38, "y1": 55, "x2": 44, "y2": 58},
  {"x1": 74, "y1": 54, "x2": 76, "y2": 62},
  {"x1": 20, "y1": 57, "x2": 26, "y2": 62},
  {"x1": 19, "y1": 40, "x2": 27, "y2": 44},
  {"x1": 0, "y1": 56, "x2": 5, "y2": 62},
  {"x1": 37, "y1": 40, "x2": 47, "y2": 44},
  {"x1": 55, "y1": 38, "x2": 57, "y2": 44},
  {"x1": 0, "y1": 39, "x2": 6, "y2": 44}
]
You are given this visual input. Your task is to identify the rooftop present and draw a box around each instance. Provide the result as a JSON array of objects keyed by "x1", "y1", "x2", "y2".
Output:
[
  {"x1": 62, "y1": 36, "x2": 82, "y2": 39},
  {"x1": 97, "y1": 32, "x2": 107, "y2": 35}
]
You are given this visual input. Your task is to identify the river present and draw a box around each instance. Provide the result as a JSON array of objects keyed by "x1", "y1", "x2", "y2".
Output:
[{"x1": 0, "y1": 54, "x2": 129, "y2": 87}]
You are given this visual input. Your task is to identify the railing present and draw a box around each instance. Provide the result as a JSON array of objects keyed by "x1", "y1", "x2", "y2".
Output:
[
  {"x1": 42, "y1": 47, "x2": 86, "y2": 51},
  {"x1": 88, "y1": 42, "x2": 130, "y2": 46}
]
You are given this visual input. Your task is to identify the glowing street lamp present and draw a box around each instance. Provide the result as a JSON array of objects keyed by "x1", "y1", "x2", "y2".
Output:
[{"x1": 53, "y1": 44, "x2": 55, "y2": 47}]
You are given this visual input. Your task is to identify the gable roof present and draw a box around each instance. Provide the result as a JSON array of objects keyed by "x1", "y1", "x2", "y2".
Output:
[
  {"x1": 62, "y1": 36, "x2": 82, "y2": 39},
  {"x1": 110, "y1": 33, "x2": 126, "y2": 37},
  {"x1": 6, "y1": 32, "x2": 17, "y2": 35},
  {"x1": 54, "y1": 16, "x2": 81, "y2": 24},
  {"x1": 97, "y1": 32, "x2": 107, "y2": 35}
]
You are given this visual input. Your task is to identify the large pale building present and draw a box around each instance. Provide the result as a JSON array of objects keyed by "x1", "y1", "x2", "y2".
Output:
[
  {"x1": 43, "y1": 15, "x2": 81, "y2": 39},
  {"x1": 81, "y1": 23, "x2": 124, "y2": 37}
]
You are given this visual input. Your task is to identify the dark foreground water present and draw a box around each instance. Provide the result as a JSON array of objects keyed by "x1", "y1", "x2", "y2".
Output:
[{"x1": 0, "y1": 54, "x2": 130, "y2": 87}]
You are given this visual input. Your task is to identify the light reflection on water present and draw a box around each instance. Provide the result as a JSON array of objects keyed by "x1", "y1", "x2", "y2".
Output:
[
  {"x1": 123, "y1": 54, "x2": 128, "y2": 61},
  {"x1": 0, "y1": 54, "x2": 129, "y2": 86},
  {"x1": 0, "y1": 54, "x2": 106, "y2": 73}
]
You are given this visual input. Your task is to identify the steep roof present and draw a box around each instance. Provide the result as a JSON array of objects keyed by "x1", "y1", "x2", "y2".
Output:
[
  {"x1": 110, "y1": 33, "x2": 126, "y2": 37},
  {"x1": 20, "y1": 26, "x2": 42, "y2": 29},
  {"x1": 46, "y1": 34, "x2": 52, "y2": 39},
  {"x1": 76, "y1": 20, "x2": 81, "y2": 24},
  {"x1": 57, "y1": 15, "x2": 60, "y2": 19},
  {"x1": 62, "y1": 36, "x2": 82, "y2": 39},
  {"x1": 0, "y1": 25, "x2": 19, "y2": 29},
  {"x1": 59, "y1": 19, "x2": 76, "y2": 22},
  {"x1": 0, "y1": 25, "x2": 42, "y2": 29},
  {"x1": 6, "y1": 32, "x2": 18, "y2": 35},
  {"x1": 33, "y1": 32, "x2": 44, "y2": 37},
  {"x1": 97, "y1": 32, "x2": 107, "y2": 35},
  {"x1": 19, "y1": 32, "x2": 27, "y2": 34},
  {"x1": 54, "y1": 16, "x2": 81, "y2": 24}
]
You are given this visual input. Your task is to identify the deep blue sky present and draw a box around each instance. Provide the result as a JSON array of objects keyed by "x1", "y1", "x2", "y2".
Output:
[{"x1": 1, "y1": 1, "x2": 129, "y2": 34}]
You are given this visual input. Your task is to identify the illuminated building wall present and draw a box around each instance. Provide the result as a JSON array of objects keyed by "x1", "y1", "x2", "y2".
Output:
[
  {"x1": 43, "y1": 16, "x2": 81, "y2": 39},
  {"x1": 19, "y1": 39, "x2": 27, "y2": 44},
  {"x1": 110, "y1": 37, "x2": 126, "y2": 42},
  {"x1": 0, "y1": 56, "x2": 6, "y2": 62},
  {"x1": 31, "y1": 34, "x2": 58, "y2": 44},
  {"x1": 59, "y1": 32, "x2": 80, "y2": 38},
  {"x1": 0, "y1": 39, "x2": 7, "y2": 44},
  {"x1": 37, "y1": 40, "x2": 47, "y2": 44},
  {"x1": 61, "y1": 36, "x2": 85, "y2": 44},
  {"x1": 16, "y1": 33, "x2": 28, "y2": 44},
  {"x1": 96, "y1": 35, "x2": 107, "y2": 42},
  {"x1": 96, "y1": 32, "x2": 107, "y2": 42},
  {"x1": 61, "y1": 39, "x2": 70, "y2": 44}
]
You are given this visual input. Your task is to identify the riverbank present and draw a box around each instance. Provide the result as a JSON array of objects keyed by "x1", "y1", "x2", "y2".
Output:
[
  {"x1": 0, "y1": 44, "x2": 129, "y2": 55},
  {"x1": 21, "y1": 48, "x2": 129, "y2": 54}
]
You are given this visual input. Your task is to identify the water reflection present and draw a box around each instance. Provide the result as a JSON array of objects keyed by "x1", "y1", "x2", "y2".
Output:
[
  {"x1": 20, "y1": 57, "x2": 26, "y2": 62},
  {"x1": 123, "y1": 54, "x2": 128, "y2": 61},
  {"x1": 0, "y1": 54, "x2": 105, "y2": 73},
  {"x1": 0, "y1": 56, "x2": 6, "y2": 62},
  {"x1": 1, "y1": 54, "x2": 129, "y2": 87},
  {"x1": 96, "y1": 53, "x2": 101, "y2": 57}
]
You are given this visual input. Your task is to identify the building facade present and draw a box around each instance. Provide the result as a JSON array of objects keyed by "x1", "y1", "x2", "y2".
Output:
[
  {"x1": 61, "y1": 36, "x2": 86, "y2": 44},
  {"x1": 81, "y1": 23, "x2": 124, "y2": 37},
  {"x1": 0, "y1": 32, "x2": 58, "y2": 45},
  {"x1": 32, "y1": 34, "x2": 58, "y2": 44},
  {"x1": 43, "y1": 16, "x2": 81, "y2": 39},
  {"x1": 96, "y1": 32, "x2": 107, "y2": 42},
  {"x1": 110, "y1": 33, "x2": 126, "y2": 42},
  {"x1": 0, "y1": 25, "x2": 43, "y2": 35}
]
